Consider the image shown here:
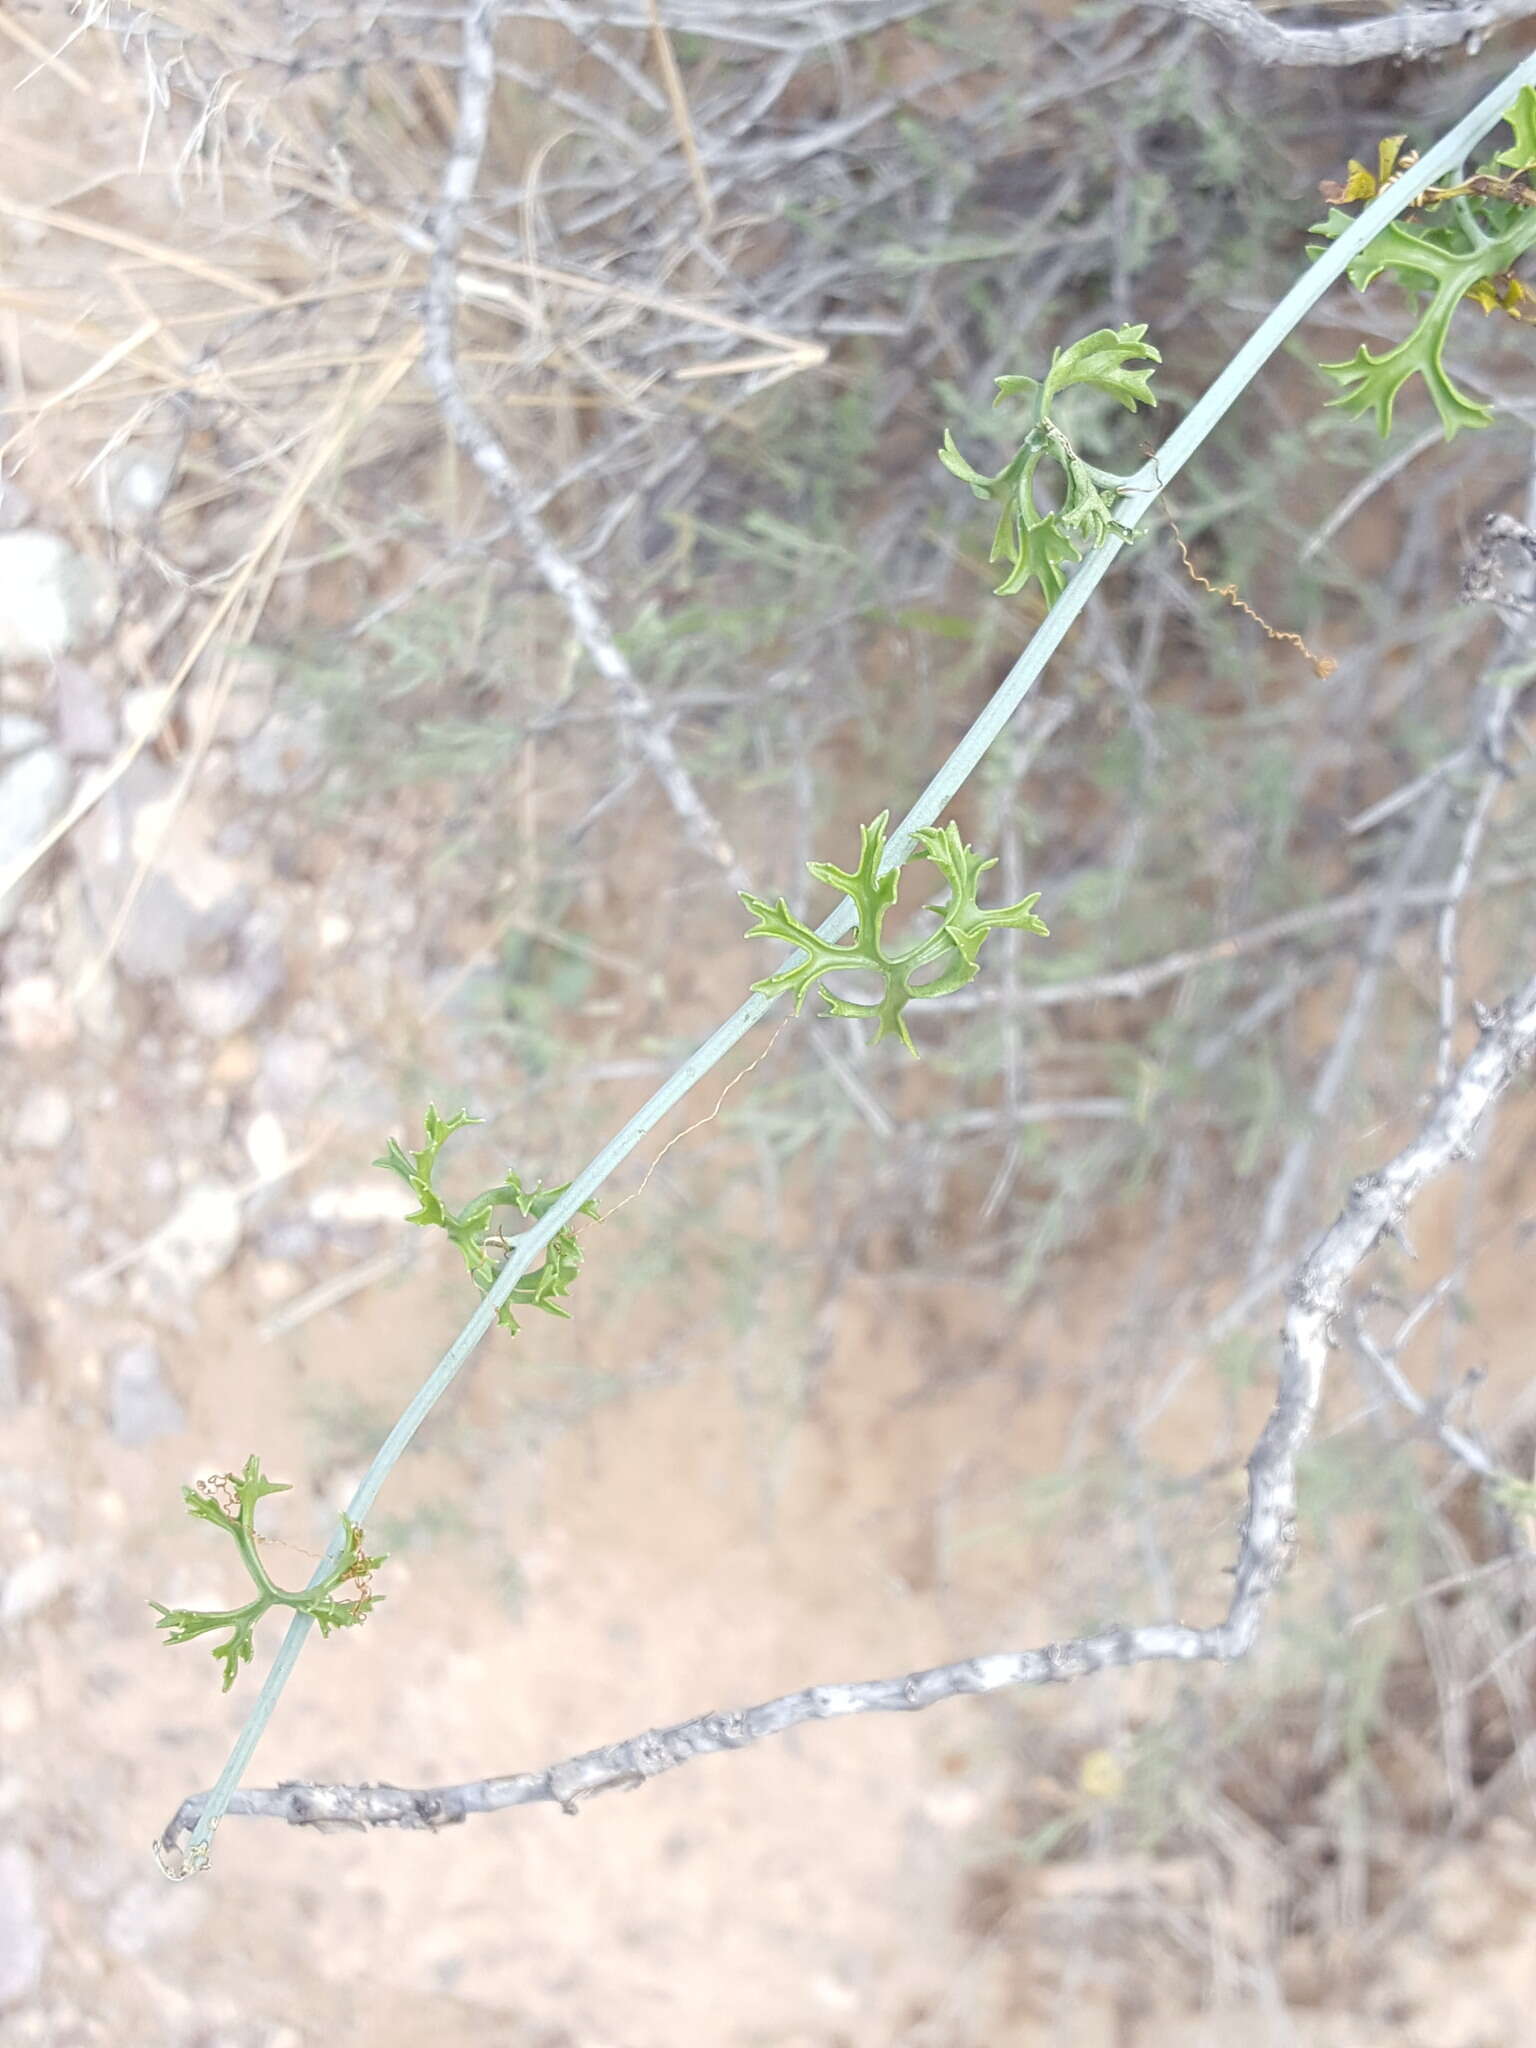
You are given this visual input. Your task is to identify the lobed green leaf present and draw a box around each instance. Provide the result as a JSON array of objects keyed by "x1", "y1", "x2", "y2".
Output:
[{"x1": 743, "y1": 811, "x2": 1048, "y2": 1057}]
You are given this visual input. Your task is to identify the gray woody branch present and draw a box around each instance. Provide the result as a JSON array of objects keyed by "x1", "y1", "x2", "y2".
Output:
[
  {"x1": 1141, "y1": 0, "x2": 1536, "y2": 64},
  {"x1": 155, "y1": 969, "x2": 1536, "y2": 1867},
  {"x1": 418, "y1": 0, "x2": 744, "y2": 885},
  {"x1": 417, "y1": 0, "x2": 891, "y2": 1141}
]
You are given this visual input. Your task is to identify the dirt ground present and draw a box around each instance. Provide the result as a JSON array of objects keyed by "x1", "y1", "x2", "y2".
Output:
[{"x1": 4, "y1": 9, "x2": 1536, "y2": 2046}]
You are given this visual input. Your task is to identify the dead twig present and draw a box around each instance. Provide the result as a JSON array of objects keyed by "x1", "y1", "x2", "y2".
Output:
[
  {"x1": 1436, "y1": 489, "x2": 1536, "y2": 1088},
  {"x1": 1140, "y1": 0, "x2": 1535, "y2": 66},
  {"x1": 154, "y1": 969, "x2": 1536, "y2": 1867},
  {"x1": 419, "y1": 2, "x2": 745, "y2": 882}
]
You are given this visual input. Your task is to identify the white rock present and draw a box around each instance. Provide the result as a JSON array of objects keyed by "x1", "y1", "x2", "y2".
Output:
[
  {"x1": 173, "y1": 930, "x2": 287, "y2": 1038},
  {"x1": 0, "y1": 973, "x2": 76, "y2": 1052},
  {"x1": 13, "y1": 1085, "x2": 72, "y2": 1153},
  {"x1": 255, "y1": 1214, "x2": 321, "y2": 1262},
  {"x1": 0, "y1": 530, "x2": 114, "y2": 662},
  {"x1": 141, "y1": 1182, "x2": 244, "y2": 1296},
  {"x1": 53, "y1": 661, "x2": 116, "y2": 758},
  {"x1": 0, "y1": 713, "x2": 48, "y2": 755},
  {"x1": 244, "y1": 1110, "x2": 290, "y2": 1181},
  {"x1": 235, "y1": 702, "x2": 326, "y2": 797},
  {"x1": 0, "y1": 1684, "x2": 36, "y2": 1735},
  {"x1": 257, "y1": 1031, "x2": 331, "y2": 1110},
  {"x1": 0, "y1": 1844, "x2": 46, "y2": 2006},
  {"x1": 0, "y1": 748, "x2": 71, "y2": 936},
  {"x1": 72, "y1": 765, "x2": 248, "y2": 985},
  {"x1": 107, "y1": 1338, "x2": 186, "y2": 1445},
  {"x1": 96, "y1": 444, "x2": 177, "y2": 533},
  {"x1": 0, "y1": 1288, "x2": 18, "y2": 1412},
  {"x1": 249, "y1": 1258, "x2": 302, "y2": 1303},
  {"x1": 0, "y1": 479, "x2": 34, "y2": 531},
  {"x1": 0, "y1": 1548, "x2": 75, "y2": 1625}
]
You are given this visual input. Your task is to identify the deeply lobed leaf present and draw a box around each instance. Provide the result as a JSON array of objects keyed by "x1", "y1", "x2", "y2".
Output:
[
  {"x1": 938, "y1": 323, "x2": 1158, "y2": 605},
  {"x1": 151, "y1": 1456, "x2": 387, "y2": 1691},
  {"x1": 743, "y1": 811, "x2": 1048, "y2": 1056},
  {"x1": 374, "y1": 1106, "x2": 598, "y2": 1334},
  {"x1": 1309, "y1": 88, "x2": 1536, "y2": 441}
]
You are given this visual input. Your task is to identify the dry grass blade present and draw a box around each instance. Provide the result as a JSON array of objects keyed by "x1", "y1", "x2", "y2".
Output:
[{"x1": 645, "y1": 0, "x2": 716, "y2": 229}]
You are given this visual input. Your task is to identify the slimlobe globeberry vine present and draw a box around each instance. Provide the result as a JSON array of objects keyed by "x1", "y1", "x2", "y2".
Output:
[{"x1": 150, "y1": 69, "x2": 1536, "y2": 1880}]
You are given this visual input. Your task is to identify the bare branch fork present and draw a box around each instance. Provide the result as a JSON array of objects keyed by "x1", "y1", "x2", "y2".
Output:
[{"x1": 154, "y1": 968, "x2": 1536, "y2": 1860}]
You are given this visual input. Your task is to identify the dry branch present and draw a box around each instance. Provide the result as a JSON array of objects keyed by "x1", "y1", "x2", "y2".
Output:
[
  {"x1": 419, "y1": 0, "x2": 744, "y2": 886},
  {"x1": 1142, "y1": 0, "x2": 1536, "y2": 66},
  {"x1": 154, "y1": 966, "x2": 1536, "y2": 1864}
]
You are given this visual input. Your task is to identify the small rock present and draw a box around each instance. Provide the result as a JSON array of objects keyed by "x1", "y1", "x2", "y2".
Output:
[
  {"x1": 0, "y1": 530, "x2": 115, "y2": 663},
  {"x1": 208, "y1": 1036, "x2": 260, "y2": 1087},
  {"x1": 0, "y1": 1683, "x2": 37, "y2": 1735},
  {"x1": 0, "y1": 1844, "x2": 47, "y2": 2007},
  {"x1": 213, "y1": 818, "x2": 258, "y2": 859},
  {"x1": 111, "y1": 876, "x2": 211, "y2": 986},
  {"x1": 72, "y1": 764, "x2": 248, "y2": 985},
  {"x1": 254, "y1": 1213, "x2": 322, "y2": 1263},
  {"x1": 257, "y1": 1032, "x2": 331, "y2": 1112},
  {"x1": 0, "y1": 973, "x2": 76, "y2": 1052},
  {"x1": 95, "y1": 441, "x2": 178, "y2": 533},
  {"x1": 189, "y1": 653, "x2": 275, "y2": 745},
  {"x1": 107, "y1": 1338, "x2": 186, "y2": 1445},
  {"x1": 0, "y1": 479, "x2": 34, "y2": 532},
  {"x1": 45, "y1": 877, "x2": 121, "y2": 1047},
  {"x1": 0, "y1": 747, "x2": 71, "y2": 936},
  {"x1": 173, "y1": 929, "x2": 287, "y2": 1039},
  {"x1": 0, "y1": 1548, "x2": 75, "y2": 1625},
  {"x1": 249, "y1": 1259, "x2": 302, "y2": 1303},
  {"x1": 0, "y1": 1289, "x2": 20, "y2": 1412},
  {"x1": 193, "y1": 743, "x2": 234, "y2": 795},
  {"x1": 0, "y1": 713, "x2": 48, "y2": 755},
  {"x1": 140, "y1": 1182, "x2": 243, "y2": 1298},
  {"x1": 54, "y1": 662, "x2": 117, "y2": 759},
  {"x1": 244, "y1": 1110, "x2": 289, "y2": 1181},
  {"x1": 14, "y1": 1085, "x2": 72, "y2": 1154},
  {"x1": 235, "y1": 702, "x2": 326, "y2": 798}
]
